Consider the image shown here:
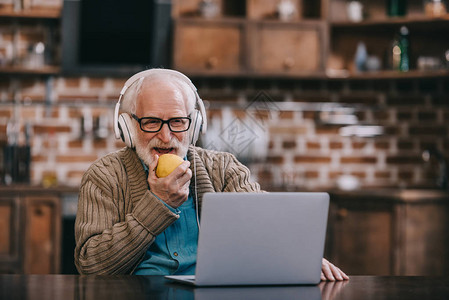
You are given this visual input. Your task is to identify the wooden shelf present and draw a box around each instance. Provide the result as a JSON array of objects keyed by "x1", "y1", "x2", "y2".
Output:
[
  {"x1": 0, "y1": 65, "x2": 60, "y2": 75},
  {"x1": 326, "y1": 69, "x2": 449, "y2": 80},
  {"x1": 176, "y1": 15, "x2": 324, "y2": 25},
  {"x1": 184, "y1": 70, "x2": 328, "y2": 79},
  {"x1": 331, "y1": 15, "x2": 449, "y2": 28},
  {"x1": 175, "y1": 15, "x2": 246, "y2": 24},
  {"x1": 182, "y1": 69, "x2": 449, "y2": 80},
  {"x1": 0, "y1": 7, "x2": 61, "y2": 19}
]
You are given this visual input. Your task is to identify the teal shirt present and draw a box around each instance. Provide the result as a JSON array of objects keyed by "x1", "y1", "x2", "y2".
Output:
[{"x1": 134, "y1": 160, "x2": 199, "y2": 275}]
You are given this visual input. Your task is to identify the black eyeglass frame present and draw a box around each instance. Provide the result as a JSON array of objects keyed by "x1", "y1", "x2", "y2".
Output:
[{"x1": 131, "y1": 114, "x2": 192, "y2": 133}]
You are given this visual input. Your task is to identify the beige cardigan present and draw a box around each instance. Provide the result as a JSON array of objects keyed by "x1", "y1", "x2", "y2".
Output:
[{"x1": 74, "y1": 146, "x2": 260, "y2": 275}]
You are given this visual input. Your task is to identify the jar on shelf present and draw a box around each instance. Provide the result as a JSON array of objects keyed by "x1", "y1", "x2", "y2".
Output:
[
  {"x1": 277, "y1": 0, "x2": 296, "y2": 21},
  {"x1": 347, "y1": 1, "x2": 364, "y2": 22},
  {"x1": 199, "y1": 0, "x2": 220, "y2": 19},
  {"x1": 424, "y1": 0, "x2": 447, "y2": 17}
]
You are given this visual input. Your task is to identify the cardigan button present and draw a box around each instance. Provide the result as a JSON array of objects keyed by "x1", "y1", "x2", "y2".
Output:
[{"x1": 173, "y1": 252, "x2": 178, "y2": 257}]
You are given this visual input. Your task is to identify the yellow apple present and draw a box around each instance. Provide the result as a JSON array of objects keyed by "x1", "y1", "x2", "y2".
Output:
[{"x1": 155, "y1": 154, "x2": 184, "y2": 178}]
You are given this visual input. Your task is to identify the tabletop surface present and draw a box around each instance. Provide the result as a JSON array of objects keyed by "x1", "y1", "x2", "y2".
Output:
[{"x1": 1, "y1": 275, "x2": 449, "y2": 300}]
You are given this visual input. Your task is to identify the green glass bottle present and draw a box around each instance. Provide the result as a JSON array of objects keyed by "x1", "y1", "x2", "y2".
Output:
[
  {"x1": 399, "y1": 26, "x2": 409, "y2": 72},
  {"x1": 387, "y1": 0, "x2": 407, "y2": 16}
]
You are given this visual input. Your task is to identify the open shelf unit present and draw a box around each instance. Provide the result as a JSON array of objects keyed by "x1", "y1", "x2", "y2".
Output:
[
  {"x1": 0, "y1": 6, "x2": 60, "y2": 76},
  {"x1": 0, "y1": 7, "x2": 60, "y2": 19},
  {"x1": 328, "y1": 0, "x2": 449, "y2": 77},
  {"x1": 1, "y1": 1, "x2": 448, "y2": 80}
]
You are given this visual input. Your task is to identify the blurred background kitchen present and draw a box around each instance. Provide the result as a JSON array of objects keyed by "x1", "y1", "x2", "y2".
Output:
[{"x1": 1, "y1": 0, "x2": 449, "y2": 276}]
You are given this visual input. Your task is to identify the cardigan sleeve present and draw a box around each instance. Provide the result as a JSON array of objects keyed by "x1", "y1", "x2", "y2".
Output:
[
  {"x1": 221, "y1": 152, "x2": 261, "y2": 193},
  {"x1": 192, "y1": 147, "x2": 261, "y2": 193},
  {"x1": 74, "y1": 157, "x2": 179, "y2": 275}
]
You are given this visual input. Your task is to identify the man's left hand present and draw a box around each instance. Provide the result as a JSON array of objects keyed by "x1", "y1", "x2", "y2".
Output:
[{"x1": 321, "y1": 258, "x2": 349, "y2": 281}]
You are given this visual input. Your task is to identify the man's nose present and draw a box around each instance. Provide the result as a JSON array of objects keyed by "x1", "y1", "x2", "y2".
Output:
[{"x1": 157, "y1": 123, "x2": 172, "y2": 143}]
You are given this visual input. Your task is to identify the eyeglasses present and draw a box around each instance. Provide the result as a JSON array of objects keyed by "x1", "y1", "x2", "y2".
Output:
[{"x1": 131, "y1": 114, "x2": 192, "y2": 133}]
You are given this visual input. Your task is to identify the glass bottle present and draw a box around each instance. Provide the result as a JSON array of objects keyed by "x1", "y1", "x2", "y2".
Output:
[
  {"x1": 354, "y1": 41, "x2": 368, "y2": 72},
  {"x1": 387, "y1": 0, "x2": 408, "y2": 16},
  {"x1": 399, "y1": 26, "x2": 410, "y2": 72},
  {"x1": 391, "y1": 35, "x2": 402, "y2": 70}
]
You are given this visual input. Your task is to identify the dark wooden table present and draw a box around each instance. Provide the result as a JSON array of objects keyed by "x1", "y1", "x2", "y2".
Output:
[{"x1": 1, "y1": 275, "x2": 449, "y2": 300}]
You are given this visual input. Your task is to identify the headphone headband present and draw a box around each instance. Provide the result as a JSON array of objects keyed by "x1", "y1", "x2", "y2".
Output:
[{"x1": 121, "y1": 69, "x2": 199, "y2": 98}]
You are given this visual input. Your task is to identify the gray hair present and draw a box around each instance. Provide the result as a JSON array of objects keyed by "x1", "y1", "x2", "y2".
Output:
[{"x1": 121, "y1": 71, "x2": 196, "y2": 116}]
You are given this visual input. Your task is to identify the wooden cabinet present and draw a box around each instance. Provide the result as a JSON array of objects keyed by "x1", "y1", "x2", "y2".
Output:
[
  {"x1": 250, "y1": 21, "x2": 325, "y2": 74},
  {"x1": 326, "y1": 198, "x2": 395, "y2": 275},
  {"x1": 174, "y1": 19, "x2": 245, "y2": 74},
  {"x1": 172, "y1": 0, "x2": 449, "y2": 79},
  {"x1": 0, "y1": 197, "x2": 20, "y2": 273},
  {"x1": 326, "y1": 190, "x2": 449, "y2": 276},
  {"x1": 172, "y1": 0, "x2": 327, "y2": 76},
  {"x1": 23, "y1": 196, "x2": 61, "y2": 274},
  {"x1": 0, "y1": 188, "x2": 62, "y2": 274}
]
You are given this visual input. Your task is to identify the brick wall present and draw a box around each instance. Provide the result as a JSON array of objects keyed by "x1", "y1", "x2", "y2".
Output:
[
  {"x1": 0, "y1": 76, "x2": 126, "y2": 186},
  {"x1": 196, "y1": 77, "x2": 449, "y2": 191},
  {"x1": 1, "y1": 75, "x2": 449, "y2": 191}
]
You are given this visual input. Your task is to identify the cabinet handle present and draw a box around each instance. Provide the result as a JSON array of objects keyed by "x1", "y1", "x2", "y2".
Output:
[
  {"x1": 34, "y1": 206, "x2": 44, "y2": 216},
  {"x1": 283, "y1": 57, "x2": 295, "y2": 69},
  {"x1": 337, "y1": 208, "x2": 348, "y2": 219},
  {"x1": 205, "y1": 57, "x2": 218, "y2": 69}
]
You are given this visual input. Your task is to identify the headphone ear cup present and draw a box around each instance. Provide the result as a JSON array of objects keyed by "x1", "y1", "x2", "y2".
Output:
[
  {"x1": 118, "y1": 113, "x2": 135, "y2": 148},
  {"x1": 190, "y1": 109, "x2": 203, "y2": 145}
]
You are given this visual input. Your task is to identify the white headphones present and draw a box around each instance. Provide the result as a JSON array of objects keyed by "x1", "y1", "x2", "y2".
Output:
[{"x1": 113, "y1": 69, "x2": 207, "y2": 148}]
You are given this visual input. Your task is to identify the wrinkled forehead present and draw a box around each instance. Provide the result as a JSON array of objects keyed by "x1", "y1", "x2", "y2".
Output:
[{"x1": 137, "y1": 75, "x2": 195, "y2": 113}]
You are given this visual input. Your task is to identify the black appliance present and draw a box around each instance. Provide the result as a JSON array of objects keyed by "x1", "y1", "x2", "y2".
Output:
[{"x1": 61, "y1": 0, "x2": 172, "y2": 76}]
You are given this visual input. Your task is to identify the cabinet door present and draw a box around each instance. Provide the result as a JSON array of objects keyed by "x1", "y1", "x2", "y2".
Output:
[
  {"x1": 251, "y1": 22, "x2": 325, "y2": 74},
  {"x1": 174, "y1": 20, "x2": 245, "y2": 73},
  {"x1": 23, "y1": 196, "x2": 61, "y2": 274},
  {"x1": 0, "y1": 197, "x2": 21, "y2": 273},
  {"x1": 402, "y1": 203, "x2": 449, "y2": 275},
  {"x1": 328, "y1": 201, "x2": 394, "y2": 275}
]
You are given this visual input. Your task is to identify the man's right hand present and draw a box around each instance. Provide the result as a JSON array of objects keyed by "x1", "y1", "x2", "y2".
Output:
[{"x1": 147, "y1": 155, "x2": 192, "y2": 208}]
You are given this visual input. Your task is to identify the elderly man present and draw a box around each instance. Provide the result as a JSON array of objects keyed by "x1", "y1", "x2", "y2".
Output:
[{"x1": 74, "y1": 68, "x2": 348, "y2": 281}]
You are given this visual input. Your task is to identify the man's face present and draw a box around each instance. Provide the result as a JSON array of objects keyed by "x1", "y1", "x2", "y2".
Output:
[{"x1": 134, "y1": 80, "x2": 190, "y2": 166}]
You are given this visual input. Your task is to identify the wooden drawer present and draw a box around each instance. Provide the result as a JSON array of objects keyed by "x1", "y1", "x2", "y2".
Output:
[
  {"x1": 174, "y1": 19, "x2": 245, "y2": 73},
  {"x1": 250, "y1": 22, "x2": 325, "y2": 74}
]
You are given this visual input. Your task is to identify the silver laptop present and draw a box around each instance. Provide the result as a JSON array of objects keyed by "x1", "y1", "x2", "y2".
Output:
[{"x1": 165, "y1": 192, "x2": 329, "y2": 286}]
